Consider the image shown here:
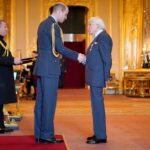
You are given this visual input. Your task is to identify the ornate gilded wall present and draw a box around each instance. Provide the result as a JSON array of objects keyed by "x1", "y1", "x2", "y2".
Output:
[
  {"x1": 9, "y1": 0, "x2": 96, "y2": 58},
  {"x1": 0, "y1": 0, "x2": 4, "y2": 19},
  {"x1": 0, "y1": 0, "x2": 123, "y2": 89},
  {"x1": 0, "y1": 0, "x2": 120, "y2": 86},
  {"x1": 0, "y1": 0, "x2": 11, "y2": 44},
  {"x1": 123, "y1": 0, "x2": 143, "y2": 69},
  {"x1": 143, "y1": 0, "x2": 150, "y2": 48}
]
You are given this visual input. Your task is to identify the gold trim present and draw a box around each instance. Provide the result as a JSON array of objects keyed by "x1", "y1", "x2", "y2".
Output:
[
  {"x1": 120, "y1": 0, "x2": 124, "y2": 91},
  {"x1": 40, "y1": 0, "x2": 43, "y2": 22},
  {"x1": 0, "y1": 0, "x2": 4, "y2": 20},
  {"x1": 26, "y1": 0, "x2": 29, "y2": 57},
  {"x1": 0, "y1": 41, "x2": 9, "y2": 57},
  {"x1": 109, "y1": 0, "x2": 112, "y2": 36},
  {"x1": 51, "y1": 23, "x2": 60, "y2": 57},
  {"x1": 138, "y1": 0, "x2": 144, "y2": 68},
  {"x1": 3, "y1": 0, "x2": 11, "y2": 46},
  {"x1": 10, "y1": 0, "x2": 16, "y2": 55}
]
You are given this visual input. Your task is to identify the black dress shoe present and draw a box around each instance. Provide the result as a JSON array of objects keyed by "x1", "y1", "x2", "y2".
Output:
[
  {"x1": 0, "y1": 128, "x2": 14, "y2": 134},
  {"x1": 87, "y1": 137, "x2": 107, "y2": 144},
  {"x1": 87, "y1": 135, "x2": 95, "y2": 141},
  {"x1": 36, "y1": 137, "x2": 64, "y2": 144}
]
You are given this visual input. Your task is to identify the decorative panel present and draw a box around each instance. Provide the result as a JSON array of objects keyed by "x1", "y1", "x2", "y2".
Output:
[
  {"x1": 0, "y1": 0, "x2": 11, "y2": 45},
  {"x1": 142, "y1": 0, "x2": 150, "y2": 68},
  {"x1": 123, "y1": 0, "x2": 143, "y2": 69},
  {"x1": 0, "y1": 0, "x2": 4, "y2": 19},
  {"x1": 124, "y1": 69, "x2": 150, "y2": 97}
]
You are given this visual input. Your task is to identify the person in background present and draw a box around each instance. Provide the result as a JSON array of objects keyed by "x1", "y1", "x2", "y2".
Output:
[
  {"x1": 85, "y1": 17, "x2": 112, "y2": 144},
  {"x1": 26, "y1": 51, "x2": 38, "y2": 99},
  {"x1": 58, "y1": 55, "x2": 67, "y2": 88},
  {"x1": 33, "y1": 2, "x2": 86, "y2": 144},
  {"x1": 0, "y1": 20, "x2": 22, "y2": 134},
  {"x1": 30, "y1": 51, "x2": 38, "y2": 99}
]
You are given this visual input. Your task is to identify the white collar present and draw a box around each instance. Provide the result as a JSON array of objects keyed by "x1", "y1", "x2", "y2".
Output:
[
  {"x1": 94, "y1": 29, "x2": 104, "y2": 38},
  {"x1": 51, "y1": 15, "x2": 57, "y2": 22}
]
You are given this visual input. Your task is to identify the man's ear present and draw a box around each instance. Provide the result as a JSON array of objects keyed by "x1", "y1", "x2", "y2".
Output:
[{"x1": 57, "y1": 10, "x2": 62, "y2": 15}]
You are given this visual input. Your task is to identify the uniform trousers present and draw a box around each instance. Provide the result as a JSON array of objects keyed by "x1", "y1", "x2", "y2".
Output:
[{"x1": 34, "y1": 76, "x2": 59, "y2": 139}]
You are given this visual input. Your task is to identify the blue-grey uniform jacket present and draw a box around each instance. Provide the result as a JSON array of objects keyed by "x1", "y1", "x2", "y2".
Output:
[{"x1": 33, "y1": 16, "x2": 78, "y2": 77}]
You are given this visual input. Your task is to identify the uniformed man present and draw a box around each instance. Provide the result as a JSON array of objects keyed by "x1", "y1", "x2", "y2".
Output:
[{"x1": 0, "y1": 20, "x2": 22, "y2": 134}]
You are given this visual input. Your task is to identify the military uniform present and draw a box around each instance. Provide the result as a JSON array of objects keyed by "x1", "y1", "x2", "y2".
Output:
[
  {"x1": 33, "y1": 16, "x2": 78, "y2": 140},
  {"x1": 0, "y1": 35, "x2": 16, "y2": 129}
]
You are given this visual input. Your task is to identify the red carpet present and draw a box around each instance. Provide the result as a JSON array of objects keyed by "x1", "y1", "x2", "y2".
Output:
[{"x1": 0, "y1": 135, "x2": 67, "y2": 150}]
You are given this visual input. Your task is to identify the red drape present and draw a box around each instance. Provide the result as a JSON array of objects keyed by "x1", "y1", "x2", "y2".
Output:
[{"x1": 64, "y1": 41, "x2": 85, "y2": 88}]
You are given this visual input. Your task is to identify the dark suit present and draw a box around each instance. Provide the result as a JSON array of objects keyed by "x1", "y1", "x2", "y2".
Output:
[
  {"x1": 33, "y1": 16, "x2": 78, "y2": 139},
  {"x1": 85, "y1": 30, "x2": 112, "y2": 139}
]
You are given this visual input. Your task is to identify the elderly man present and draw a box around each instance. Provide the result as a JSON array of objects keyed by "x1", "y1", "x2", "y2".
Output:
[{"x1": 85, "y1": 17, "x2": 112, "y2": 144}]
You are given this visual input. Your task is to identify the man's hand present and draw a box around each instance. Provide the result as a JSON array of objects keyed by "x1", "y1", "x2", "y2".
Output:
[
  {"x1": 77, "y1": 53, "x2": 86, "y2": 64},
  {"x1": 14, "y1": 58, "x2": 22, "y2": 65}
]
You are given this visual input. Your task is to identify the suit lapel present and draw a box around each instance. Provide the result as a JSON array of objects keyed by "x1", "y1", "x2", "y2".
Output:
[
  {"x1": 87, "y1": 31, "x2": 106, "y2": 54},
  {"x1": 95, "y1": 30, "x2": 106, "y2": 41}
]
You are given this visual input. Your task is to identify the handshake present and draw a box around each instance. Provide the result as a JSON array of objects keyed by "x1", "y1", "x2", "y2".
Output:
[
  {"x1": 14, "y1": 54, "x2": 86, "y2": 65},
  {"x1": 77, "y1": 53, "x2": 86, "y2": 65}
]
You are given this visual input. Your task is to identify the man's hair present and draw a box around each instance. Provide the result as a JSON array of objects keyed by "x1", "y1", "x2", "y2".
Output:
[
  {"x1": 49, "y1": 2, "x2": 67, "y2": 14},
  {"x1": 88, "y1": 17, "x2": 106, "y2": 30}
]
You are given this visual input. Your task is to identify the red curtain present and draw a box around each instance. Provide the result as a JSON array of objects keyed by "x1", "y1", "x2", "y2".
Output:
[{"x1": 64, "y1": 40, "x2": 85, "y2": 88}]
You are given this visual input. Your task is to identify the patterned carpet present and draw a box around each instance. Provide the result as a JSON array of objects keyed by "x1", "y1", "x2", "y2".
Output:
[
  {"x1": 4, "y1": 89, "x2": 150, "y2": 150},
  {"x1": 7, "y1": 89, "x2": 150, "y2": 116}
]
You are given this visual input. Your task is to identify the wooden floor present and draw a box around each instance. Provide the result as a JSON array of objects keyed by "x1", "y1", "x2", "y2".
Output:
[{"x1": 5, "y1": 89, "x2": 150, "y2": 150}]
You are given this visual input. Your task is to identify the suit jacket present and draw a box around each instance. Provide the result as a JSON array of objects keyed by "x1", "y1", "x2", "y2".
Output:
[
  {"x1": 33, "y1": 16, "x2": 78, "y2": 77},
  {"x1": 85, "y1": 31, "x2": 112, "y2": 87}
]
